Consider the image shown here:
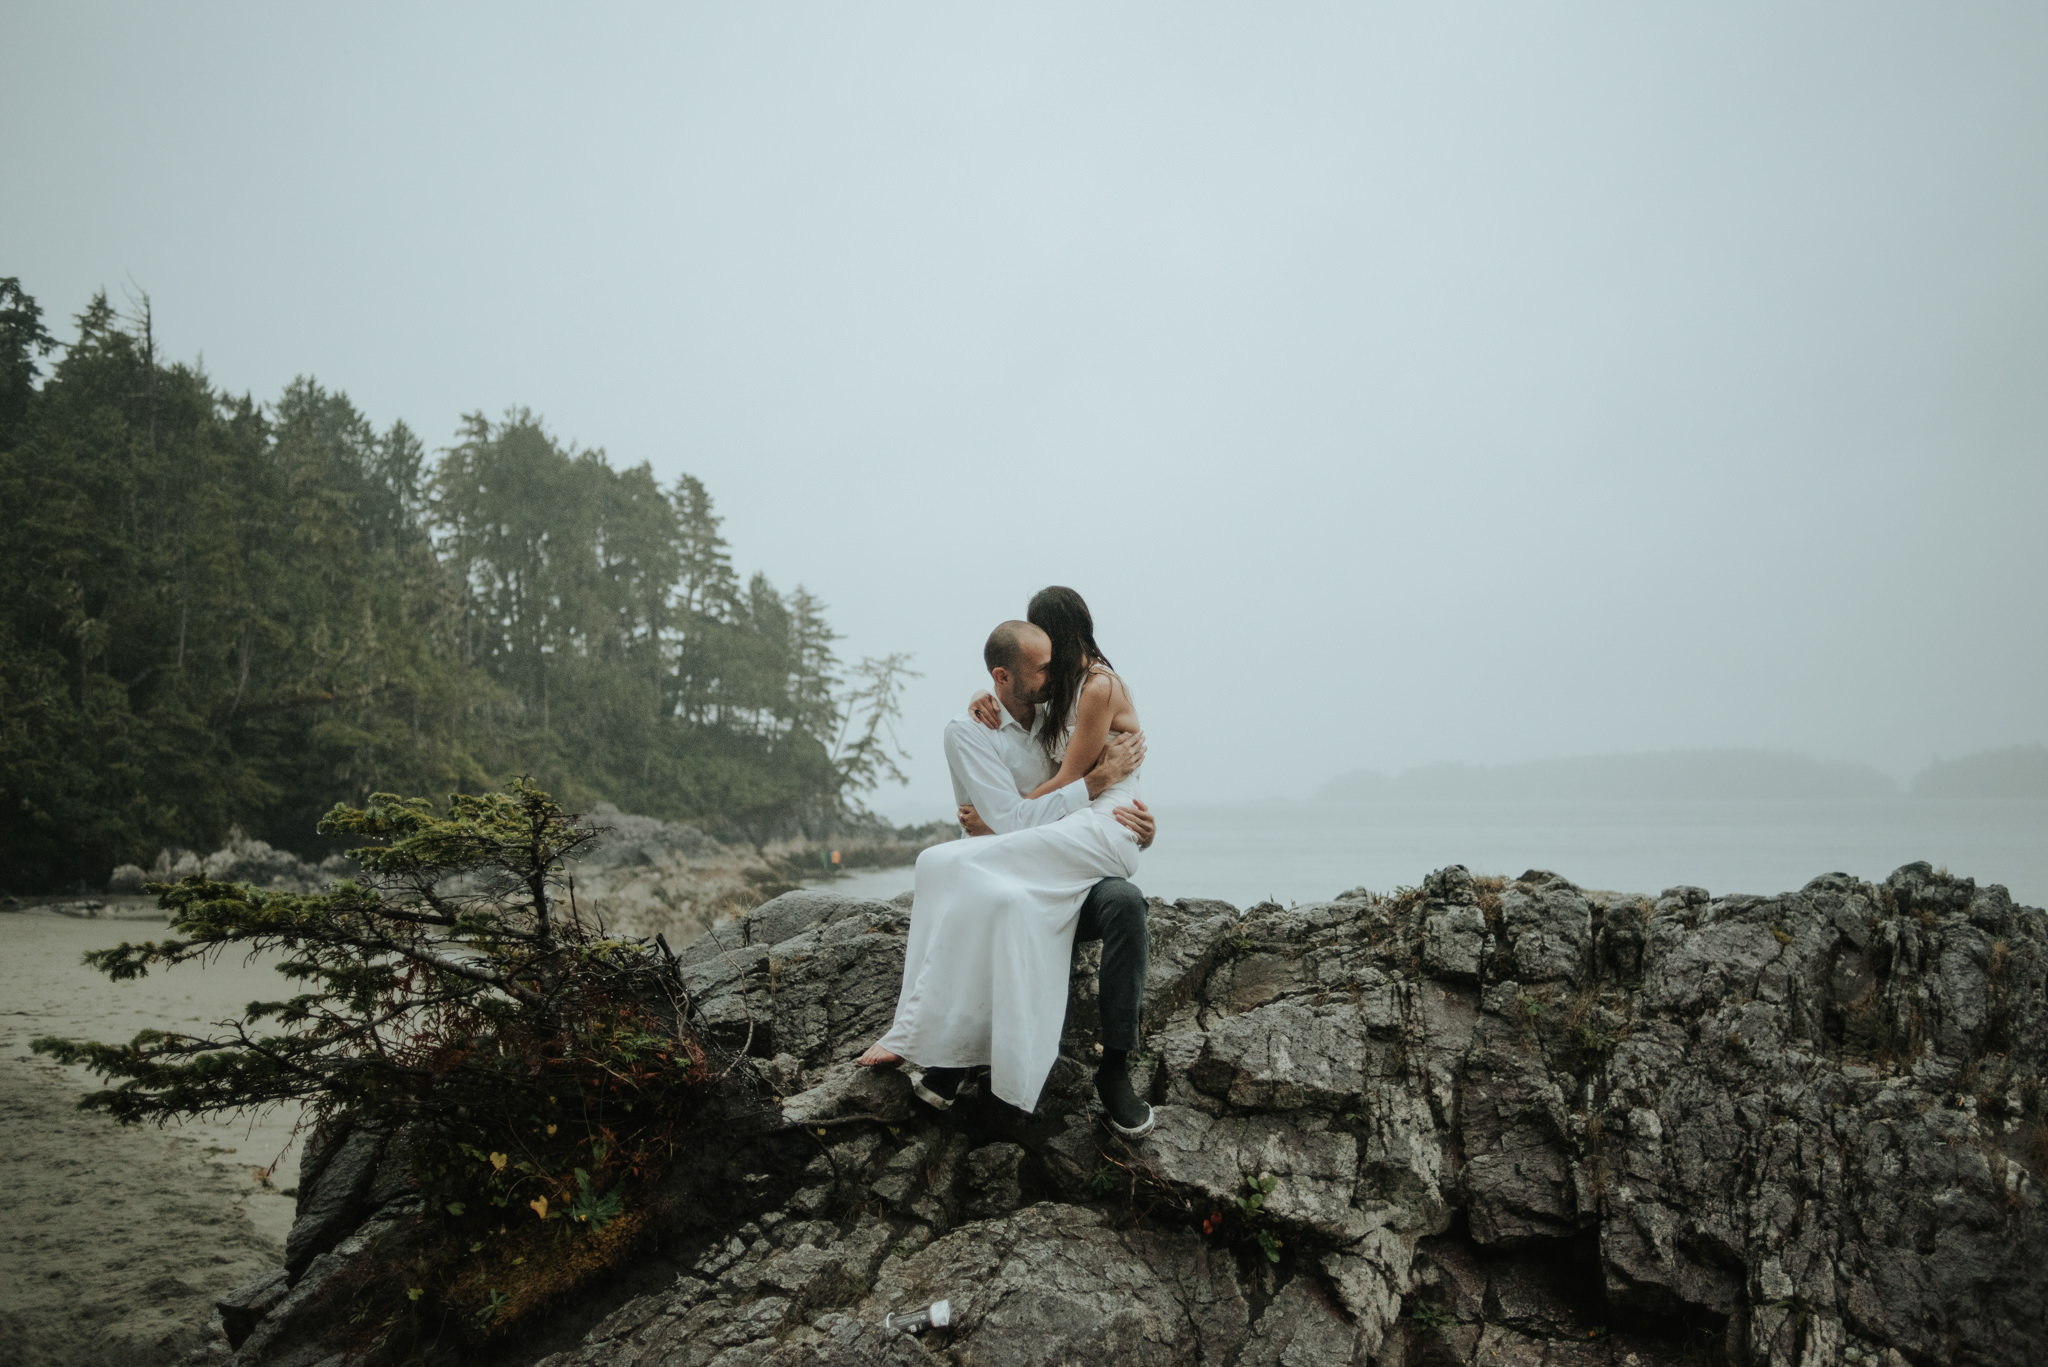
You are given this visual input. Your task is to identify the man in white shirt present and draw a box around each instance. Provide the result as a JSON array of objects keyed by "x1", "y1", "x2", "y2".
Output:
[{"x1": 935, "y1": 619, "x2": 1156, "y2": 1135}]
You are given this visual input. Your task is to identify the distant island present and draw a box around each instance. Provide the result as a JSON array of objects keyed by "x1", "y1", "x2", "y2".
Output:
[
  {"x1": 1910, "y1": 744, "x2": 2048, "y2": 799},
  {"x1": 1318, "y1": 745, "x2": 2048, "y2": 803}
]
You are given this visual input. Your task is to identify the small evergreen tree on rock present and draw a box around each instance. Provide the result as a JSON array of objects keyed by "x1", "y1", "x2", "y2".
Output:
[{"x1": 34, "y1": 779, "x2": 725, "y2": 1347}]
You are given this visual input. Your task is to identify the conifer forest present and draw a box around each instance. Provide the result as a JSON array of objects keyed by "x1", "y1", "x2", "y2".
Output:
[{"x1": 0, "y1": 278, "x2": 912, "y2": 891}]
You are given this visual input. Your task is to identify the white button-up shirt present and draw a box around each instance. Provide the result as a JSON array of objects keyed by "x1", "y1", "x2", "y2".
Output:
[{"x1": 943, "y1": 702, "x2": 1086, "y2": 834}]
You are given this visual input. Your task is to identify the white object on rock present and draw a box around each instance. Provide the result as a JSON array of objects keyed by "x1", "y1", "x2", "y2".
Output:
[{"x1": 883, "y1": 1299, "x2": 951, "y2": 1333}]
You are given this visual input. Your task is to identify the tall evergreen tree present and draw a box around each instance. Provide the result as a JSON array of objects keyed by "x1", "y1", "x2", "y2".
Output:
[{"x1": 0, "y1": 276, "x2": 57, "y2": 449}]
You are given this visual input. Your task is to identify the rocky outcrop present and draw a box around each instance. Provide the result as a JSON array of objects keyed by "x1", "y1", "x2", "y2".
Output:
[
  {"x1": 555, "y1": 802, "x2": 797, "y2": 943},
  {"x1": 143, "y1": 829, "x2": 357, "y2": 896},
  {"x1": 213, "y1": 863, "x2": 2048, "y2": 1366},
  {"x1": 560, "y1": 804, "x2": 948, "y2": 943},
  {"x1": 122, "y1": 804, "x2": 944, "y2": 944}
]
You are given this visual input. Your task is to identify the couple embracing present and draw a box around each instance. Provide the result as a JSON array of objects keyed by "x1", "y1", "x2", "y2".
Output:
[{"x1": 858, "y1": 586, "x2": 1159, "y2": 1139}]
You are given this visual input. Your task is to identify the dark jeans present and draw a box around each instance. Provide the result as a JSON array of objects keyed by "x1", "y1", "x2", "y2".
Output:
[{"x1": 1076, "y1": 876, "x2": 1149, "y2": 1052}]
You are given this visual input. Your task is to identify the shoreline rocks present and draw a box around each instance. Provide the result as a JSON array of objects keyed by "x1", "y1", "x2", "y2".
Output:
[
  {"x1": 35, "y1": 804, "x2": 947, "y2": 944},
  {"x1": 559, "y1": 803, "x2": 946, "y2": 943},
  {"x1": 143, "y1": 829, "x2": 357, "y2": 896},
  {"x1": 206, "y1": 862, "x2": 2048, "y2": 1365}
]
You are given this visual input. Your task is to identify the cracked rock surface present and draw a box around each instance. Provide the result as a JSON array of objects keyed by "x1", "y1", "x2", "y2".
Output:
[{"x1": 221, "y1": 863, "x2": 2048, "y2": 1366}]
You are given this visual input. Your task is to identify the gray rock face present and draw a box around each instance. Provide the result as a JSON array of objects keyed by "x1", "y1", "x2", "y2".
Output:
[
  {"x1": 281, "y1": 1120, "x2": 394, "y2": 1280},
  {"x1": 568, "y1": 807, "x2": 945, "y2": 944},
  {"x1": 219, "y1": 861, "x2": 2048, "y2": 1366}
]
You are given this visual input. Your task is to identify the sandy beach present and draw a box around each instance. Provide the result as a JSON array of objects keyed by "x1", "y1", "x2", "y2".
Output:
[{"x1": 0, "y1": 905, "x2": 306, "y2": 1366}]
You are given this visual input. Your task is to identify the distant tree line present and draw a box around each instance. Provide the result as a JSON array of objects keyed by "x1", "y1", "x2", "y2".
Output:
[
  {"x1": 0, "y1": 278, "x2": 912, "y2": 891},
  {"x1": 1318, "y1": 747, "x2": 2048, "y2": 805},
  {"x1": 1910, "y1": 745, "x2": 2048, "y2": 800}
]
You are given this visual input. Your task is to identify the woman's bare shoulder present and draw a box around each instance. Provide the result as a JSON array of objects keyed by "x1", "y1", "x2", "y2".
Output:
[{"x1": 1084, "y1": 665, "x2": 1131, "y2": 705}]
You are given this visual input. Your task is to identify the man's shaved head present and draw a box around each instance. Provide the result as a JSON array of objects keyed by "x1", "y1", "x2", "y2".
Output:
[{"x1": 984, "y1": 620, "x2": 1046, "y2": 675}]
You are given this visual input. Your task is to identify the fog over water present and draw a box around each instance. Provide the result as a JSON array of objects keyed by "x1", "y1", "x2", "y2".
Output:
[
  {"x1": 8, "y1": 5, "x2": 2045, "y2": 829},
  {"x1": 834, "y1": 797, "x2": 2048, "y2": 912}
]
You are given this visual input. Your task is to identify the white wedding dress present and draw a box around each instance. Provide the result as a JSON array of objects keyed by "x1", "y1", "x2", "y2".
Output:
[{"x1": 875, "y1": 750, "x2": 1142, "y2": 1111}]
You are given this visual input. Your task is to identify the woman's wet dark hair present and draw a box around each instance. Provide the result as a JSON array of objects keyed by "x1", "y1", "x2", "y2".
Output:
[{"x1": 1027, "y1": 585, "x2": 1113, "y2": 763}]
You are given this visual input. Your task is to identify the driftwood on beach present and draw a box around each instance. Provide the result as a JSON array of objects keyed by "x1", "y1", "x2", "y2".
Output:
[{"x1": 200, "y1": 862, "x2": 2044, "y2": 1366}]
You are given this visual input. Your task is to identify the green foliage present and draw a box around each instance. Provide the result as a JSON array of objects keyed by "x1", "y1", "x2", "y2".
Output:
[
  {"x1": 565, "y1": 1167, "x2": 626, "y2": 1229},
  {"x1": 25, "y1": 786, "x2": 704, "y2": 1164},
  {"x1": 0, "y1": 276, "x2": 57, "y2": 447},
  {"x1": 33, "y1": 780, "x2": 715, "y2": 1347},
  {"x1": 0, "y1": 282, "x2": 911, "y2": 891},
  {"x1": 32, "y1": 782, "x2": 705, "y2": 1146},
  {"x1": 1410, "y1": 1299, "x2": 1455, "y2": 1331},
  {"x1": 1572, "y1": 1018, "x2": 1622, "y2": 1057},
  {"x1": 1233, "y1": 1172, "x2": 1284, "y2": 1261}
]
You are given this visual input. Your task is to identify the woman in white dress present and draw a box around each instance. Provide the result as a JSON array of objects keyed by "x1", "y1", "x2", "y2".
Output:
[{"x1": 859, "y1": 586, "x2": 1147, "y2": 1122}]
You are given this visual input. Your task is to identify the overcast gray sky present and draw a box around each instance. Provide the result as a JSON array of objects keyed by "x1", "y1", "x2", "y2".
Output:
[{"x1": 7, "y1": 3, "x2": 2044, "y2": 822}]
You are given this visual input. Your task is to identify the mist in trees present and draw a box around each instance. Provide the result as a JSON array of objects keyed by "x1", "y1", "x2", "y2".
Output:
[{"x1": 0, "y1": 279, "x2": 912, "y2": 891}]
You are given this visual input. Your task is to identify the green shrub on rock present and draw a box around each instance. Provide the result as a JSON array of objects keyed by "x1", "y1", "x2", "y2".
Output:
[{"x1": 33, "y1": 779, "x2": 719, "y2": 1348}]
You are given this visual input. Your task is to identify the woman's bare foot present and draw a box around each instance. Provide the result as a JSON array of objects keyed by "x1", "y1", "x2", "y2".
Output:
[{"x1": 857, "y1": 1043, "x2": 902, "y2": 1068}]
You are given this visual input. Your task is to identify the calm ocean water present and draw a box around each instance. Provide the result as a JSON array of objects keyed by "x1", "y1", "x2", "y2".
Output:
[{"x1": 829, "y1": 798, "x2": 2048, "y2": 911}]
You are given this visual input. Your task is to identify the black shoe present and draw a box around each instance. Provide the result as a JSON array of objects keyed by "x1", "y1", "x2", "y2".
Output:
[
  {"x1": 1095, "y1": 1064, "x2": 1155, "y2": 1138},
  {"x1": 911, "y1": 1067, "x2": 968, "y2": 1111}
]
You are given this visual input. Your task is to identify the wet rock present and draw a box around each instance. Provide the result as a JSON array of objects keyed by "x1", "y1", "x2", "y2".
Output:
[
  {"x1": 281, "y1": 1123, "x2": 390, "y2": 1281},
  {"x1": 1423, "y1": 903, "x2": 1487, "y2": 982},
  {"x1": 782, "y1": 1064, "x2": 917, "y2": 1128},
  {"x1": 1177, "y1": 999, "x2": 1368, "y2": 1110},
  {"x1": 679, "y1": 894, "x2": 911, "y2": 1064},
  {"x1": 1501, "y1": 878, "x2": 1593, "y2": 984},
  {"x1": 1422, "y1": 865, "x2": 1478, "y2": 905},
  {"x1": 865, "y1": 1203, "x2": 1252, "y2": 1366},
  {"x1": 219, "y1": 865, "x2": 2048, "y2": 1367},
  {"x1": 215, "y1": 1267, "x2": 289, "y2": 1349},
  {"x1": 230, "y1": 1213, "x2": 414, "y2": 1367},
  {"x1": 963, "y1": 1142, "x2": 1025, "y2": 1220},
  {"x1": 1137, "y1": 1107, "x2": 1362, "y2": 1241}
]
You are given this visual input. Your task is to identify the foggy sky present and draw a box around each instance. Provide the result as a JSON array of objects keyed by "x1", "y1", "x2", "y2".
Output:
[{"x1": 7, "y1": 3, "x2": 2045, "y2": 823}]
